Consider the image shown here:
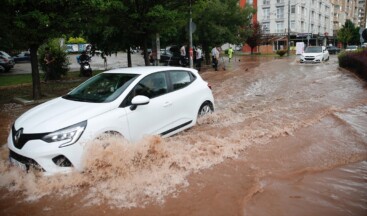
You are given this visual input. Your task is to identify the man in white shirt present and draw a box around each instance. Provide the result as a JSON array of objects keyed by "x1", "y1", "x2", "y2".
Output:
[
  {"x1": 180, "y1": 45, "x2": 187, "y2": 66},
  {"x1": 195, "y1": 46, "x2": 203, "y2": 71}
]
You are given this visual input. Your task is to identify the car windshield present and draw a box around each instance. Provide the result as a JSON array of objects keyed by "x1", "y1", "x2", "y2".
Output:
[
  {"x1": 305, "y1": 47, "x2": 322, "y2": 53},
  {"x1": 63, "y1": 73, "x2": 139, "y2": 103},
  {"x1": 0, "y1": 51, "x2": 11, "y2": 58},
  {"x1": 346, "y1": 46, "x2": 357, "y2": 49}
]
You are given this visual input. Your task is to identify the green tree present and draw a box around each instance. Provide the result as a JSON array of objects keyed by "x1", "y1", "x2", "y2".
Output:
[
  {"x1": 246, "y1": 22, "x2": 262, "y2": 54},
  {"x1": 39, "y1": 39, "x2": 70, "y2": 80},
  {"x1": 337, "y1": 19, "x2": 360, "y2": 48},
  {"x1": 2, "y1": 0, "x2": 84, "y2": 99},
  {"x1": 192, "y1": 0, "x2": 255, "y2": 64},
  {"x1": 85, "y1": 0, "x2": 185, "y2": 66}
]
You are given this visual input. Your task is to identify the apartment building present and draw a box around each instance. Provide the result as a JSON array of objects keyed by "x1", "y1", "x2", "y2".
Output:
[
  {"x1": 358, "y1": 0, "x2": 367, "y2": 28},
  {"x1": 259, "y1": 0, "x2": 333, "y2": 46},
  {"x1": 331, "y1": 0, "x2": 359, "y2": 35},
  {"x1": 240, "y1": 0, "x2": 334, "y2": 52}
]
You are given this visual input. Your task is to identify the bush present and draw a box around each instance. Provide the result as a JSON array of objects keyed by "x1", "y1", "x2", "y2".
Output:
[
  {"x1": 338, "y1": 49, "x2": 367, "y2": 81},
  {"x1": 39, "y1": 39, "x2": 70, "y2": 80},
  {"x1": 276, "y1": 50, "x2": 287, "y2": 57}
]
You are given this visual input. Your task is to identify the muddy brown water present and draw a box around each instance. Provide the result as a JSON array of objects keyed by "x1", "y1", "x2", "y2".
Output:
[{"x1": 0, "y1": 55, "x2": 366, "y2": 216}]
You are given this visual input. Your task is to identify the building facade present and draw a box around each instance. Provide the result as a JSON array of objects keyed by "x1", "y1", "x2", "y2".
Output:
[
  {"x1": 331, "y1": 0, "x2": 359, "y2": 35},
  {"x1": 357, "y1": 0, "x2": 367, "y2": 28},
  {"x1": 240, "y1": 0, "x2": 334, "y2": 53},
  {"x1": 258, "y1": 0, "x2": 333, "y2": 47}
]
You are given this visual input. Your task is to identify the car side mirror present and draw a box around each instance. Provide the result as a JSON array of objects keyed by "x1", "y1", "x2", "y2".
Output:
[{"x1": 130, "y1": 95, "x2": 150, "y2": 111}]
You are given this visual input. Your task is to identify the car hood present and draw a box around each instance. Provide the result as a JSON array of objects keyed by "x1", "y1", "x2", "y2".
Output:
[
  {"x1": 302, "y1": 52, "x2": 323, "y2": 56},
  {"x1": 15, "y1": 97, "x2": 112, "y2": 133}
]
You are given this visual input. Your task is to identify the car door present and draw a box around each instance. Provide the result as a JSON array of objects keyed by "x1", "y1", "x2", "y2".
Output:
[
  {"x1": 122, "y1": 72, "x2": 173, "y2": 141},
  {"x1": 165, "y1": 70, "x2": 197, "y2": 126}
]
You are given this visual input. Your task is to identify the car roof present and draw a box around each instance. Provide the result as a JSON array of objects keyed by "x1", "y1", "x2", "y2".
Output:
[{"x1": 104, "y1": 66, "x2": 197, "y2": 75}]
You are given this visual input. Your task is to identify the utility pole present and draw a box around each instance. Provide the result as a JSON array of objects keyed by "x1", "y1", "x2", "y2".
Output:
[
  {"x1": 189, "y1": 0, "x2": 193, "y2": 68},
  {"x1": 287, "y1": 0, "x2": 290, "y2": 56}
]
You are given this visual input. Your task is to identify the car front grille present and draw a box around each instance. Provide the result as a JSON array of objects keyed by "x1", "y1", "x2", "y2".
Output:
[
  {"x1": 305, "y1": 56, "x2": 315, "y2": 61},
  {"x1": 12, "y1": 125, "x2": 48, "y2": 149}
]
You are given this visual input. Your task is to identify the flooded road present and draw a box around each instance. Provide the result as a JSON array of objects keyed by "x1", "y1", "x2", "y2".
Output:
[{"x1": 0, "y1": 55, "x2": 366, "y2": 216}]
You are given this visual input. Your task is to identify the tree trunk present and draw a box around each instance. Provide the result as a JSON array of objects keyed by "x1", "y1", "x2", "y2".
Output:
[
  {"x1": 30, "y1": 45, "x2": 42, "y2": 100},
  {"x1": 127, "y1": 48, "x2": 132, "y2": 67},
  {"x1": 143, "y1": 37, "x2": 150, "y2": 66}
]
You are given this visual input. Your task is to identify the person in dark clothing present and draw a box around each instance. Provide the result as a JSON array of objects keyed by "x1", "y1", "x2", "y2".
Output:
[
  {"x1": 78, "y1": 51, "x2": 92, "y2": 76},
  {"x1": 43, "y1": 47, "x2": 55, "y2": 82}
]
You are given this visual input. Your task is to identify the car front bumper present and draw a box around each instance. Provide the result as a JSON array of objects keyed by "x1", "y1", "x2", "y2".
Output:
[{"x1": 7, "y1": 129, "x2": 85, "y2": 175}]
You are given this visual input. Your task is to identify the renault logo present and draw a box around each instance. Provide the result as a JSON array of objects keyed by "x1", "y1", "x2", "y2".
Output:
[{"x1": 14, "y1": 128, "x2": 23, "y2": 145}]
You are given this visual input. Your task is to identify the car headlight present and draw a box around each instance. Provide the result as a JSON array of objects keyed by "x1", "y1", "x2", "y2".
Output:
[{"x1": 42, "y1": 121, "x2": 87, "y2": 148}]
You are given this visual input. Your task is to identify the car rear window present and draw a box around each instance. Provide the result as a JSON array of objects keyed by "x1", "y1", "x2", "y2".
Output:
[{"x1": 169, "y1": 70, "x2": 196, "y2": 91}]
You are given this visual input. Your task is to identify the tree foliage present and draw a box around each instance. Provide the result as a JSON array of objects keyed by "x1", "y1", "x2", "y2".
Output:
[
  {"x1": 1, "y1": 0, "x2": 86, "y2": 99},
  {"x1": 1, "y1": 0, "x2": 256, "y2": 99},
  {"x1": 246, "y1": 22, "x2": 262, "y2": 54},
  {"x1": 85, "y1": 0, "x2": 185, "y2": 66},
  {"x1": 193, "y1": 0, "x2": 255, "y2": 63},
  {"x1": 38, "y1": 39, "x2": 70, "y2": 80},
  {"x1": 337, "y1": 19, "x2": 360, "y2": 48}
]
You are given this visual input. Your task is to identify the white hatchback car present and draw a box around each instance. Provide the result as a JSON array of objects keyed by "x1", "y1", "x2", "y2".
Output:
[
  {"x1": 300, "y1": 46, "x2": 329, "y2": 63},
  {"x1": 8, "y1": 67, "x2": 214, "y2": 174}
]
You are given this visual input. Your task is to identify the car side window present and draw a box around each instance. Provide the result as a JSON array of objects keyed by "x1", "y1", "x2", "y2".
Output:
[
  {"x1": 124, "y1": 72, "x2": 168, "y2": 106},
  {"x1": 169, "y1": 70, "x2": 195, "y2": 91}
]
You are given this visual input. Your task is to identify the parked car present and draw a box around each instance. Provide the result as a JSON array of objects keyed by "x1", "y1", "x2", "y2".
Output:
[
  {"x1": 345, "y1": 45, "x2": 358, "y2": 52},
  {"x1": 326, "y1": 46, "x2": 340, "y2": 54},
  {"x1": 8, "y1": 66, "x2": 214, "y2": 174},
  {"x1": 159, "y1": 45, "x2": 182, "y2": 66},
  {"x1": 300, "y1": 46, "x2": 329, "y2": 63},
  {"x1": 0, "y1": 51, "x2": 15, "y2": 72},
  {"x1": 13, "y1": 51, "x2": 31, "y2": 62}
]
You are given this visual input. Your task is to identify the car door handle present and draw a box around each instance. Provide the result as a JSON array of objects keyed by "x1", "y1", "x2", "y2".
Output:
[{"x1": 163, "y1": 101, "x2": 172, "y2": 107}]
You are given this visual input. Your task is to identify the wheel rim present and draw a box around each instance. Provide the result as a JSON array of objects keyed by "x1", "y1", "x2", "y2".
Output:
[{"x1": 199, "y1": 104, "x2": 212, "y2": 117}]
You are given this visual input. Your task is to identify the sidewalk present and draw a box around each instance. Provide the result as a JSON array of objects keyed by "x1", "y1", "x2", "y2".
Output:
[{"x1": 3, "y1": 52, "x2": 146, "y2": 75}]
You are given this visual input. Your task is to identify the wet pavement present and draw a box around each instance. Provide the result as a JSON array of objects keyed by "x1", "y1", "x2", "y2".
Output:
[{"x1": 0, "y1": 55, "x2": 366, "y2": 216}]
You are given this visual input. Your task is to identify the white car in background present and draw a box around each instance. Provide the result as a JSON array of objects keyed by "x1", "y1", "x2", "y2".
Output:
[
  {"x1": 8, "y1": 67, "x2": 214, "y2": 174},
  {"x1": 345, "y1": 45, "x2": 358, "y2": 52},
  {"x1": 300, "y1": 46, "x2": 329, "y2": 63}
]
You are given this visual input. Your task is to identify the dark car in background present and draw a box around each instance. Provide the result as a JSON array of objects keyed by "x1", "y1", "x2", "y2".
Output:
[
  {"x1": 160, "y1": 45, "x2": 182, "y2": 66},
  {"x1": 13, "y1": 51, "x2": 31, "y2": 62},
  {"x1": 0, "y1": 51, "x2": 15, "y2": 72},
  {"x1": 327, "y1": 46, "x2": 341, "y2": 54}
]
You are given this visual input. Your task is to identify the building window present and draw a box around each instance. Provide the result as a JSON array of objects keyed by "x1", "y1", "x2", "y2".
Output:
[
  {"x1": 247, "y1": 0, "x2": 253, "y2": 5},
  {"x1": 291, "y1": 5, "x2": 296, "y2": 14},
  {"x1": 263, "y1": 8, "x2": 270, "y2": 20},
  {"x1": 276, "y1": 0, "x2": 284, "y2": 3},
  {"x1": 263, "y1": 0, "x2": 270, "y2": 5},
  {"x1": 276, "y1": 22, "x2": 284, "y2": 33},
  {"x1": 290, "y1": 20, "x2": 295, "y2": 31},
  {"x1": 262, "y1": 23, "x2": 270, "y2": 33},
  {"x1": 277, "y1": 6, "x2": 284, "y2": 19}
]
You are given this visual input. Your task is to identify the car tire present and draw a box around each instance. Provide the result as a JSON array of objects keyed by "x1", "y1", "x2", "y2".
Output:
[{"x1": 198, "y1": 101, "x2": 214, "y2": 117}]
